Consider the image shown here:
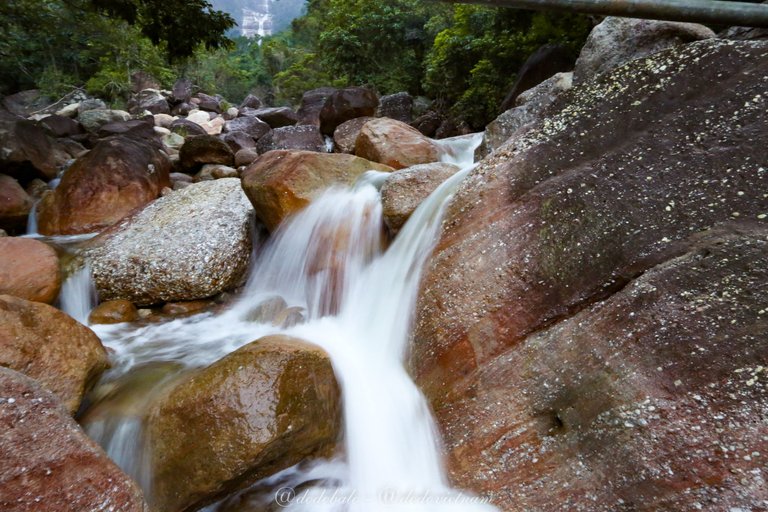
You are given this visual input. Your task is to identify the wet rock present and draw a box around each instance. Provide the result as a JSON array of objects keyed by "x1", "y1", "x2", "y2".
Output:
[
  {"x1": 355, "y1": 117, "x2": 441, "y2": 169},
  {"x1": 147, "y1": 335, "x2": 341, "y2": 512},
  {"x1": 247, "y1": 107, "x2": 298, "y2": 128},
  {"x1": 85, "y1": 179, "x2": 253, "y2": 305},
  {"x1": 0, "y1": 295, "x2": 109, "y2": 414},
  {"x1": 476, "y1": 72, "x2": 573, "y2": 159},
  {"x1": 499, "y1": 44, "x2": 576, "y2": 111},
  {"x1": 170, "y1": 117, "x2": 208, "y2": 138},
  {"x1": 380, "y1": 162, "x2": 459, "y2": 235},
  {"x1": 0, "y1": 111, "x2": 58, "y2": 181},
  {"x1": 78, "y1": 109, "x2": 131, "y2": 133},
  {"x1": 88, "y1": 299, "x2": 139, "y2": 324},
  {"x1": 573, "y1": 17, "x2": 715, "y2": 84},
  {"x1": 160, "y1": 300, "x2": 213, "y2": 317},
  {"x1": 377, "y1": 92, "x2": 413, "y2": 123},
  {"x1": 244, "y1": 295, "x2": 288, "y2": 324},
  {"x1": 37, "y1": 135, "x2": 171, "y2": 235},
  {"x1": 412, "y1": 40, "x2": 768, "y2": 508},
  {"x1": 223, "y1": 116, "x2": 271, "y2": 140},
  {"x1": 0, "y1": 367, "x2": 146, "y2": 511},
  {"x1": 296, "y1": 87, "x2": 336, "y2": 127},
  {"x1": 0, "y1": 174, "x2": 32, "y2": 233},
  {"x1": 319, "y1": 87, "x2": 379, "y2": 135},
  {"x1": 241, "y1": 150, "x2": 393, "y2": 231},
  {"x1": 0, "y1": 237, "x2": 61, "y2": 304},
  {"x1": 178, "y1": 135, "x2": 235, "y2": 172},
  {"x1": 333, "y1": 117, "x2": 374, "y2": 154},
  {"x1": 221, "y1": 130, "x2": 257, "y2": 153},
  {"x1": 256, "y1": 125, "x2": 326, "y2": 153}
]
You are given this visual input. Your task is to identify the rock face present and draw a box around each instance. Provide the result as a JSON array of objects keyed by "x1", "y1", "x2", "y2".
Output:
[
  {"x1": 147, "y1": 335, "x2": 341, "y2": 512},
  {"x1": 0, "y1": 237, "x2": 61, "y2": 304},
  {"x1": 85, "y1": 179, "x2": 253, "y2": 305},
  {"x1": 477, "y1": 72, "x2": 573, "y2": 159},
  {"x1": 355, "y1": 118, "x2": 442, "y2": 169},
  {"x1": 0, "y1": 174, "x2": 32, "y2": 232},
  {"x1": 241, "y1": 150, "x2": 393, "y2": 231},
  {"x1": 412, "y1": 40, "x2": 768, "y2": 509},
  {"x1": 37, "y1": 136, "x2": 171, "y2": 235},
  {"x1": 319, "y1": 87, "x2": 379, "y2": 135},
  {"x1": 0, "y1": 367, "x2": 146, "y2": 512},
  {"x1": 380, "y1": 162, "x2": 459, "y2": 234},
  {"x1": 573, "y1": 17, "x2": 715, "y2": 83},
  {"x1": 256, "y1": 125, "x2": 326, "y2": 153},
  {"x1": 0, "y1": 295, "x2": 109, "y2": 414}
]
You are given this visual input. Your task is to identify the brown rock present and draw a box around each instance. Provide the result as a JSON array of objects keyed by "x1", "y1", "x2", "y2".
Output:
[
  {"x1": 178, "y1": 135, "x2": 235, "y2": 172},
  {"x1": 221, "y1": 130, "x2": 257, "y2": 153},
  {"x1": 296, "y1": 87, "x2": 337, "y2": 127},
  {"x1": 0, "y1": 174, "x2": 32, "y2": 233},
  {"x1": 37, "y1": 136, "x2": 171, "y2": 235},
  {"x1": 0, "y1": 237, "x2": 61, "y2": 304},
  {"x1": 256, "y1": 125, "x2": 326, "y2": 154},
  {"x1": 39, "y1": 114, "x2": 84, "y2": 138},
  {"x1": 0, "y1": 367, "x2": 146, "y2": 512},
  {"x1": 147, "y1": 335, "x2": 341, "y2": 512},
  {"x1": 89, "y1": 299, "x2": 139, "y2": 324},
  {"x1": 355, "y1": 118, "x2": 442, "y2": 169},
  {"x1": 246, "y1": 106, "x2": 298, "y2": 128},
  {"x1": 0, "y1": 111, "x2": 58, "y2": 181},
  {"x1": 241, "y1": 150, "x2": 393, "y2": 231},
  {"x1": 319, "y1": 87, "x2": 379, "y2": 135},
  {"x1": 223, "y1": 116, "x2": 271, "y2": 140},
  {"x1": 160, "y1": 300, "x2": 213, "y2": 316},
  {"x1": 380, "y1": 162, "x2": 459, "y2": 234},
  {"x1": 377, "y1": 92, "x2": 413, "y2": 123},
  {"x1": 332, "y1": 117, "x2": 374, "y2": 154},
  {"x1": 235, "y1": 148, "x2": 260, "y2": 167},
  {"x1": 170, "y1": 118, "x2": 208, "y2": 138},
  {"x1": 0, "y1": 294, "x2": 109, "y2": 414},
  {"x1": 411, "y1": 40, "x2": 768, "y2": 508}
]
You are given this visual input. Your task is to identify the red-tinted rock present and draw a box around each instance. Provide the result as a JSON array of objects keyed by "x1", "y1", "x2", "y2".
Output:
[
  {"x1": 0, "y1": 294, "x2": 109, "y2": 414},
  {"x1": 88, "y1": 299, "x2": 139, "y2": 324},
  {"x1": 37, "y1": 136, "x2": 171, "y2": 235},
  {"x1": 319, "y1": 87, "x2": 379, "y2": 135},
  {"x1": 0, "y1": 174, "x2": 32, "y2": 233},
  {"x1": 412, "y1": 40, "x2": 768, "y2": 509},
  {"x1": 355, "y1": 117, "x2": 441, "y2": 169},
  {"x1": 332, "y1": 117, "x2": 374, "y2": 154},
  {"x1": 0, "y1": 237, "x2": 61, "y2": 304},
  {"x1": 241, "y1": 150, "x2": 393, "y2": 231},
  {"x1": 0, "y1": 367, "x2": 146, "y2": 512}
]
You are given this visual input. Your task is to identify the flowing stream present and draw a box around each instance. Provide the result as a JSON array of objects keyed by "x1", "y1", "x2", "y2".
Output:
[{"x1": 71, "y1": 134, "x2": 496, "y2": 511}]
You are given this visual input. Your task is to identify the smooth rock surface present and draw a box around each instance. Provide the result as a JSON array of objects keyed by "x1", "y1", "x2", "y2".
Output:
[
  {"x1": 0, "y1": 237, "x2": 61, "y2": 304},
  {"x1": 319, "y1": 87, "x2": 379, "y2": 135},
  {"x1": 147, "y1": 335, "x2": 341, "y2": 512},
  {"x1": 246, "y1": 107, "x2": 298, "y2": 128},
  {"x1": 256, "y1": 125, "x2": 326, "y2": 154},
  {"x1": 0, "y1": 367, "x2": 146, "y2": 512},
  {"x1": 332, "y1": 116, "x2": 374, "y2": 154},
  {"x1": 0, "y1": 295, "x2": 109, "y2": 414},
  {"x1": 37, "y1": 136, "x2": 171, "y2": 235},
  {"x1": 380, "y1": 162, "x2": 459, "y2": 234},
  {"x1": 85, "y1": 179, "x2": 253, "y2": 305},
  {"x1": 355, "y1": 117, "x2": 442, "y2": 169},
  {"x1": 241, "y1": 150, "x2": 393, "y2": 231},
  {"x1": 178, "y1": 135, "x2": 235, "y2": 172},
  {"x1": 0, "y1": 174, "x2": 32, "y2": 232}
]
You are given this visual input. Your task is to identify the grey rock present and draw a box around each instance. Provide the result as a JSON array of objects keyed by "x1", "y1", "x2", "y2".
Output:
[
  {"x1": 78, "y1": 109, "x2": 131, "y2": 133},
  {"x1": 256, "y1": 125, "x2": 326, "y2": 153},
  {"x1": 377, "y1": 92, "x2": 413, "y2": 123}
]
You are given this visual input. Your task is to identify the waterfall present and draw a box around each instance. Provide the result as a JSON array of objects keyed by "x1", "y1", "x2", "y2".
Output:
[
  {"x1": 82, "y1": 132, "x2": 496, "y2": 510},
  {"x1": 59, "y1": 262, "x2": 98, "y2": 325}
]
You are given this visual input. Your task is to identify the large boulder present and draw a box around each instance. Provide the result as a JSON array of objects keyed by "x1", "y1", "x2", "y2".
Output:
[
  {"x1": 77, "y1": 109, "x2": 131, "y2": 133},
  {"x1": 0, "y1": 237, "x2": 61, "y2": 304},
  {"x1": 39, "y1": 114, "x2": 84, "y2": 138},
  {"x1": 133, "y1": 89, "x2": 170, "y2": 115},
  {"x1": 0, "y1": 295, "x2": 109, "y2": 414},
  {"x1": 476, "y1": 72, "x2": 573, "y2": 159},
  {"x1": 296, "y1": 87, "x2": 337, "y2": 127},
  {"x1": 332, "y1": 116, "x2": 374, "y2": 154},
  {"x1": 84, "y1": 179, "x2": 253, "y2": 305},
  {"x1": 246, "y1": 106, "x2": 298, "y2": 128},
  {"x1": 376, "y1": 92, "x2": 413, "y2": 123},
  {"x1": 256, "y1": 125, "x2": 326, "y2": 154},
  {"x1": 0, "y1": 111, "x2": 58, "y2": 181},
  {"x1": 178, "y1": 134, "x2": 235, "y2": 172},
  {"x1": 147, "y1": 335, "x2": 341, "y2": 512},
  {"x1": 412, "y1": 40, "x2": 768, "y2": 509},
  {"x1": 170, "y1": 118, "x2": 208, "y2": 138},
  {"x1": 319, "y1": 87, "x2": 379, "y2": 135},
  {"x1": 37, "y1": 135, "x2": 171, "y2": 235},
  {"x1": 223, "y1": 116, "x2": 271, "y2": 140},
  {"x1": 380, "y1": 162, "x2": 459, "y2": 235},
  {"x1": 355, "y1": 117, "x2": 442, "y2": 169},
  {"x1": 499, "y1": 44, "x2": 576, "y2": 111},
  {"x1": 241, "y1": 150, "x2": 393, "y2": 231},
  {"x1": 0, "y1": 367, "x2": 146, "y2": 512},
  {"x1": 0, "y1": 174, "x2": 32, "y2": 232},
  {"x1": 573, "y1": 17, "x2": 715, "y2": 84}
]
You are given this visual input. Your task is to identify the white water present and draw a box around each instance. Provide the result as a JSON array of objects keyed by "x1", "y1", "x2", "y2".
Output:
[
  {"x1": 59, "y1": 262, "x2": 98, "y2": 325},
  {"x1": 75, "y1": 132, "x2": 495, "y2": 511}
]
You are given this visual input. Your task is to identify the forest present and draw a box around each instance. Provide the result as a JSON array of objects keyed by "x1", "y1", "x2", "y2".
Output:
[{"x1": 0, "y1": 0, "x2": 591, "y2": 128}]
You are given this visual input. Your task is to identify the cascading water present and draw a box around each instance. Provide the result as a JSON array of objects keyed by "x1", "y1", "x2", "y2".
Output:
[{"x1": 73, "y1": 133, "x2": 496, "y2": 511}]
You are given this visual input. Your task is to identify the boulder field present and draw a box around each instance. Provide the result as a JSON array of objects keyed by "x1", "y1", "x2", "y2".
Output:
[{"x1": 411, "y1": 39, "x2": 768, "y2": 511}]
